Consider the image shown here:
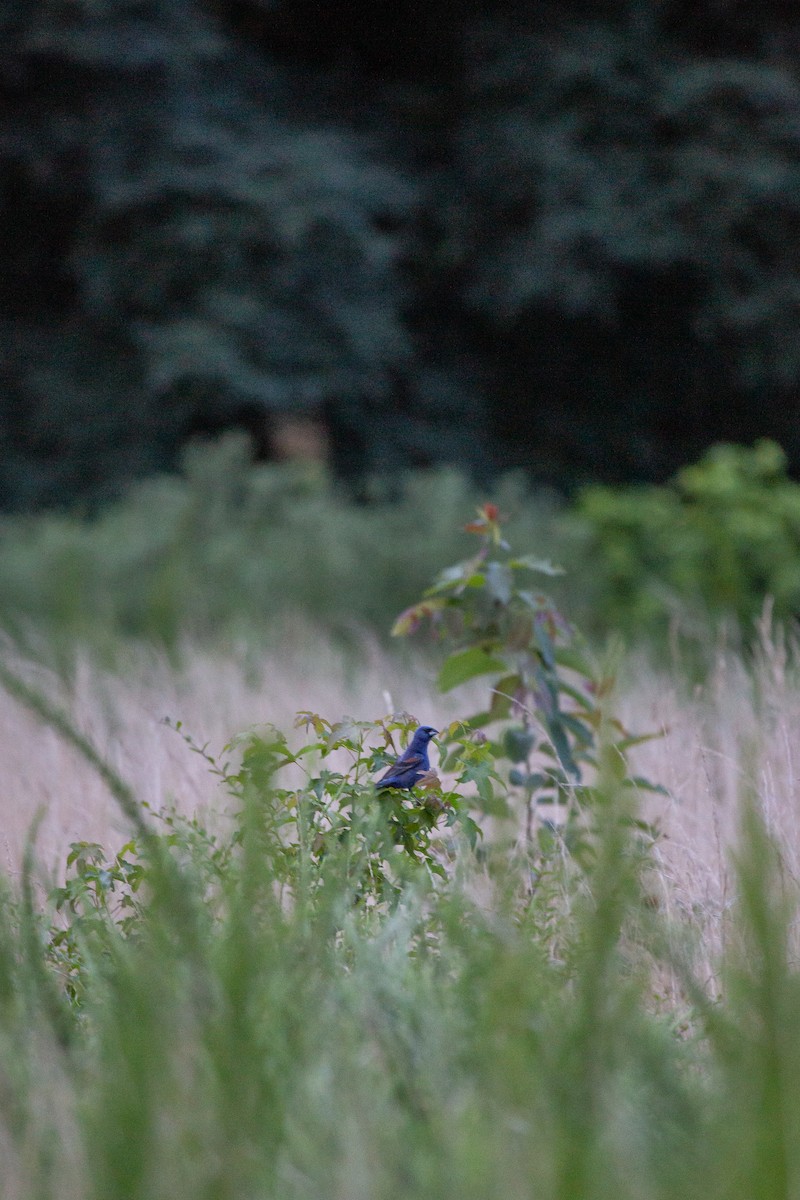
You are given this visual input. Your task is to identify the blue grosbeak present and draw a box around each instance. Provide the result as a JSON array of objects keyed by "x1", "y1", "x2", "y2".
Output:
[{"x1": 376, "y1": 725, "x2": 438, "y2": 790}]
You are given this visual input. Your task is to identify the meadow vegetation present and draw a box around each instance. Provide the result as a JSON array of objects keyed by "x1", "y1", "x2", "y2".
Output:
[
  {"x1": 0, "y1": 435, "x2": 561, "y2": 653},
  {"x1": 1, "y1": 466, "x2": 800, "y2": 1198},
  {"x1": 0, "y1": 436, "x2": 798, "y2": 665},
  {"x1": 572, "y1": 439, "x2": 800, "y2": 646}
]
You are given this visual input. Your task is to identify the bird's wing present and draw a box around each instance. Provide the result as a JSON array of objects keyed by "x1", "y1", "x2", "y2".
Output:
[{"x1": 377, "y1": 749, "x2": 427, "y2": 785}]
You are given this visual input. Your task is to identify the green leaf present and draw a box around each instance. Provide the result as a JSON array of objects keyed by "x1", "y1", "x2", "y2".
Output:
[
  {"x1": 425, "y1": 552, "x2": 487, "y2": 596},
  {"x1": 616, "y1": 731, "x2": 666, "y2": 752},
  {"x1": 546, "y1": 717, "x2": 582, "y2": 781},
  {"x1": 517, "y1": 590, "x2": 551, "y2": 611},
  {"x1": 294, "y1": 711, "x2": 332, "y2": 737},
  {"x1": 457, "y1": 813, "x2": 483, "y2": 847},
  {"x1": 425, "y1": 562, "x2": 473, "y2": 594},
  {"x1": 554, "y1": 647, "x2": 595, "y2": 675},
  {"x1": 459, "y1": 711, "x2": 495, "y2": 734},
  {"x1": 533, "y1": 620, "x2": 557, "y2": 669},
  {"x1": 508, "y1": 768, "x2": 548, "y2": 791},
  {"x1": 506, "y1": 613, "x2": 533, "y2": 651},
  {"x1": 557, "y1": 680, "x2": 597, "y2": 710},
  {"x1": 485, "y1": 561, "x2": 513, "y2": 604},
  {"x1": 503, "y1": 726, "x2": 536, "y2": 762},
  {"x1": 293, "y1": 741, "x2": 328, "y2": 757},
  {"x1": 510, "y1": 555, "x2": 565, "y2": 576},
  {"x1": 624, "y1": 776, "x2": 670, "y2": 796},
  {"x1": 459, "y1": 758, "x2": 503, "y2": 796},
  {"x1": 559, "y1": 713, "x2": 594, "y2": 747},
  {"x1": 489, "y1": 674, "x2": 522, "y2": 720},
  {"x1": 325, "y1": 718, "x2": 367, "y2": 750},
  {"x1": 391, "y1": 597, "x2": 447, "y2": 636},
  {"x1": 472, "y1": 790, "x2": 512, "y2": 817},
  {"x1": 437, "y1": 647, "x2": 508, "y2": 692}
]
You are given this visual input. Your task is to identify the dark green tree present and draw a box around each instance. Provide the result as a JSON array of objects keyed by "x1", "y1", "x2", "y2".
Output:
[{"x1": 3, "y1": 0, "x2": 800, "y2": 509}]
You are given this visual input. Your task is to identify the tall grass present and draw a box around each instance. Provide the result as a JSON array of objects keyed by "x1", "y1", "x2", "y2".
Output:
[{"x1": 2, "y1": 630, "x2": 800, "y2": 1198}]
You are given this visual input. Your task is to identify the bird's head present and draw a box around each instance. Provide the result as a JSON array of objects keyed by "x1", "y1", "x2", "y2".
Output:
[{"x1": 413, "y1": 725, "x2": 439, "y2": 745}]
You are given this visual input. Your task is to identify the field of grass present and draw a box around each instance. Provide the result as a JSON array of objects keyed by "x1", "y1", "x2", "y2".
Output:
[{"x1": 2, "y1": 623, "x2": 800, "y2": 1199}]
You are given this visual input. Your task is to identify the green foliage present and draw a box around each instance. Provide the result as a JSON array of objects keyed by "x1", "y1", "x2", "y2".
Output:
[
  {"x1": 0, "y1": 434, "x2": 562, "y2": 650},
  {"x1": 572, "y1": 439, "x2": 800, "y2": 642},
  {"x1": 46, "y1": 840, "x2": 145, "y2": 1006},
  {"x1": 6, "y1": 432, "x2": 795, "y2": 662},
  {"x1": 0, "y1": 2, "x2": 406, "y2": 507},
  {"x1": 3, "y1": 781, "x2": 683, "y2": 1200},
  {"x1": 394, "y1": 502, "x2": 663, "y2": 854},
  {"x1": 711, "y1": 804, "x2": 800, "y2": 1200},
  {"x1": 4, "y1": 654, "x2": 800, "y2": 1199},
  {"x1": 454, "y1": 16, "x2": 800, "y2": 392},
  {"x1": 173, "y1": 709, "x2": 486, "y2": 900},
  {"x1": 6, "y1": 0, "x2": 800, "y2": 509},
  {"x1": 43, "y1": 706, "x2": 493, "y2": 1006},
  {"x1": 0, "y1": 0, "x2": 485, "y2": 509}
]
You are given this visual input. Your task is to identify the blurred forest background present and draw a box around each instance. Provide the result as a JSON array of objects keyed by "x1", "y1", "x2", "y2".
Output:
[
  {"x1": 3, "y1": 0, "x2": 800, "y2": 648},
  {"x1": 5, "y1": 0, "x2": 800, "y2": 505}
]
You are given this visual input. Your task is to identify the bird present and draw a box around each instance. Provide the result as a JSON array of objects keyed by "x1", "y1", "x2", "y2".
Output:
[{"x1": 375, "y1": 725, "x2": 438, "y2": 791}]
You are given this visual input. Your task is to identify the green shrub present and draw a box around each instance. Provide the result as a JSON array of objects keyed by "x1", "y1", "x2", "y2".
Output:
[
  {"x1": 570, "y1": 439, "x2": 800, "y2": 645},
  {"x1": 6, "y1": 431, "x2": 798, "y2": 666},
  {"x1": 0, "y1": 434, "x2": 563, "y2": 654},
  {"x1": 393, "y1": 501, "x2": 663, "y2": 858}
]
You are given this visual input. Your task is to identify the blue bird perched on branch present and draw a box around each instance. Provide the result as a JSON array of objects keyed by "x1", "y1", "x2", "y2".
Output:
[{"x1": 376, "y1": 725, "x2": 438, "y2": 790}]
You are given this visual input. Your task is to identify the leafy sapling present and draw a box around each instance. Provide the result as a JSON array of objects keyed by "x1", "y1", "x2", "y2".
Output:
[{"x1": 393, "y1": 503, "x2": 665, "y2": 854}]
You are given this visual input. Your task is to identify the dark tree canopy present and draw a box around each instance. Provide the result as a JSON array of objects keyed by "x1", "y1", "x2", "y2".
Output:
[{"x1": 1, "y1": 0, "x2": 800, "y2": 507}]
